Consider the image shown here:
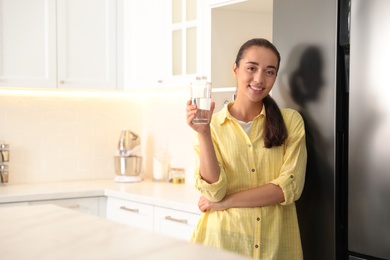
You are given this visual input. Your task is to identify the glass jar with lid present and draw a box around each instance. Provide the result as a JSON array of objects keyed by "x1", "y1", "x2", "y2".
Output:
[{"x1": 168, "y1": 167, "x2": 185, "y2": 184}]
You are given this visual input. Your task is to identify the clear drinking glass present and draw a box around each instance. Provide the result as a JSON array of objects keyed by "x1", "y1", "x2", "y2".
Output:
[{"x1": 190, "y1": 80, "x2": 212, "y2": 124}]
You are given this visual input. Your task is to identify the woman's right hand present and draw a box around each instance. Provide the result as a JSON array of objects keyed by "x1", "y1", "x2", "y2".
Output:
[
  {"x1": 186, "y1": 99, "x2": 215, "y2": 134},
  {"x1": 198, "y1": 196, "x2": 229, "y2": 212}
]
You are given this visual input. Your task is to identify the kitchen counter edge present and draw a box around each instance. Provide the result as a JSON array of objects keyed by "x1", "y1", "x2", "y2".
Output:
[{"x1": 0, "y1": 179, "x2": 201, "y2": 214}]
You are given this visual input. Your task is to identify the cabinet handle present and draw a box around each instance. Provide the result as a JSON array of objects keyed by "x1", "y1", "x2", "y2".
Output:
[
  {"x1": 65, "y1": 204, "x2": 80, "y2": 209},
  {"x1": 120, "y1": 206, "x2": 139, "y2": 213},
  {"x1": 164, "y1": 216, "x2": 188, "y2": 224},
  {"x1": 59, "y1": 80, "x2": 65, "y2": 84}
]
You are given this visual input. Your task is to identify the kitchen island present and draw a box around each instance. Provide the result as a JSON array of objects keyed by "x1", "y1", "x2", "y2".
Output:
[{"x1": 0, "y1": 204, "x2": 250, "y2": 259}]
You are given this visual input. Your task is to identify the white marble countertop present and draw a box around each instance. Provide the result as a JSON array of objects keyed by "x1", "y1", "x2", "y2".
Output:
[
  {"x1": 0, "y1": 179, "x2": 201, "y2": 214},
  {"x1": 0, "y1": 204, "x2": 250, "y2": 260}
]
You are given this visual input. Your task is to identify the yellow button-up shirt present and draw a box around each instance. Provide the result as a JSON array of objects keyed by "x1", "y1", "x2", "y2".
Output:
[{"x1": 191, "y1": 103, "x2": 307, "y2": 260}]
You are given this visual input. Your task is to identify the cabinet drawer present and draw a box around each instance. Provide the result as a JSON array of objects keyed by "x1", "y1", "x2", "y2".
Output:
[
  {"x1": 29, "y1": 197, "x2": 103, "y2": 217},
  {"x1": 154, "y1": 206, "x2": 200, "y2": 241},
  {"x1": 106, "y1": 197, "x2": 154, "y2": 232}
]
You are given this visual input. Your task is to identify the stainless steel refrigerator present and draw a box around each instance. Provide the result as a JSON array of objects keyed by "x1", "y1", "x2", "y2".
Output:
[{"x1": 272, "y1": 0, "x2": 390, "y2": 259}]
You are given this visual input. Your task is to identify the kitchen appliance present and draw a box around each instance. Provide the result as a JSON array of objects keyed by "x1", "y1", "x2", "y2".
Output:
[
  {"x1": 0, "y1": 141, "x2": 9, "y2": 184},
  {"x1": 0, "y1": 164, "x2": 8, "y2": 183},
  {"x1": 114, "y1": 129, "x2": 142, "y2": 183},
  {"x1": 272, "y1": 0, "x2": 390, "y2": 259},
  {"x1": 0, "y1": 142, "x2": 9, "y2": 163}
]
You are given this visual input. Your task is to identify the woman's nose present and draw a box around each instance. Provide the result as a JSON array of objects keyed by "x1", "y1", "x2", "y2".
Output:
[{"x1": 254, "y1": 70, "x2": 265, "y2": 83}]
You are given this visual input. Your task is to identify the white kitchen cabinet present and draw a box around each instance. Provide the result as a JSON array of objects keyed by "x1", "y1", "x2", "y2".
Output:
[
  {"x1": 120, "y1": 0, "x2": 210, "y2": 89},
  {"x1": 29, "y1": 196, "x2": 106, "y2": 217},
  {"x1": 106, "y1": 196, "x2": 200, "y2": 241},
  {"x1": 118, "y1": 0, "x2": 169, "y2": 89},
  {"x1": 106, "y1": 197, "x2": 154, "y2": 232},
  {"x1": 56, "y1": 0, "x2": 117, "y2": 90},
  {"x1": 0, "y1": 0, "x2": 56, "y2": 89},
  {"x1": 0, "y1": 0, "x2": 117, "y2": 90},
  {"x1": 166, "y1": 0, "x2": 211, "y2": 87},
  {"x1": 154, "y1": 206, "x2": 200, "y2": 241}
]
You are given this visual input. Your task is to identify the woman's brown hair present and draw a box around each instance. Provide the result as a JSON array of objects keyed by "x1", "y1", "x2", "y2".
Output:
[{"x1": 235, "y1": 38, "x2": 288, "y2": 148}]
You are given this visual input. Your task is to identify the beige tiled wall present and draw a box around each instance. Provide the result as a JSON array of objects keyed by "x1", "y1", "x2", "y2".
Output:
[{"x1": 0, "y1": 89, "x2": 196, "y2": 184}]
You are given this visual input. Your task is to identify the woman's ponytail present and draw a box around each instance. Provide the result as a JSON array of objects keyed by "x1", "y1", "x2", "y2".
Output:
[{"x1": 263, "y1": 95, "x2": 288, "y2": 148}]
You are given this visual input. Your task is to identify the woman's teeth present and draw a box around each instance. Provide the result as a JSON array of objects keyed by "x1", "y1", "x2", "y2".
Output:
[{"x1": 249, "y1": 85, "x2": 264, "y2": 91}]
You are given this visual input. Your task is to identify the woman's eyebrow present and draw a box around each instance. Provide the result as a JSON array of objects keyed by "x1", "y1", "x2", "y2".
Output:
[
  {"x1": 267, "y1": 65, "x2": 277, "y2": 70},
  {"x1": 246, "y1": 61, "x2": 277, "y2": 70},
  {"x1": 245, "y1": 61, "x2": 259, "y2": 66}
]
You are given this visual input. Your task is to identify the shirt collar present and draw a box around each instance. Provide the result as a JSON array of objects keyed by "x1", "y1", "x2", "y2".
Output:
[{"x1": 217, "y1": 102, "x2": 266, "y2": 125}]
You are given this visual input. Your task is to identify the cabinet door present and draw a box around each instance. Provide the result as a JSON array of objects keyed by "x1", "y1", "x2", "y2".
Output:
[
  {"x1": 154, "y1": 206, "x2": 200, "y2": 241},
  {"x1": 120, "y1": 0, "x2": 169, "y2": 89},
  {"x1": 106, "y1": 197, "x2": 154, "y2": 232},
  {"x1": 29, "y1": 197, "x2": 103, "y2": 216},
  {"x1": 56, "y1": 0, "x2": 117, "y2": 90},
  {"x1": 0, "y1": 0, "x2": 56, "y2": 88},
  {"x1": 166, "y1": 0, "x2": 210, "y2": 87}
]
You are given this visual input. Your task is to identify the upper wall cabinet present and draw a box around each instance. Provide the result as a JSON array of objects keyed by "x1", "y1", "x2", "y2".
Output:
[
  {"x1": 0, "y1": 0, "x2": 117, "y2": 90},
  {"x1": 57, "y1": 0, "x2": 117, "y2": 90},
  {"x1": 120, "y1": 0, "x2": 210, "y2": 90},
  {"x1": 118, "y1": 0, "x2": 169, "y2": 89},
  {"x1": 168, "y1": 0, "x2": 210, "y2": 87},
  {"x1": 0, "y1": 0, "x2": 56, "y2": 89}
]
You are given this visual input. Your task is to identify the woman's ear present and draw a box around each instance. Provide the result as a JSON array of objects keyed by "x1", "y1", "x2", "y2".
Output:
[{"x1": 232, "y1": 62, "x2": 238, "y2": 78}]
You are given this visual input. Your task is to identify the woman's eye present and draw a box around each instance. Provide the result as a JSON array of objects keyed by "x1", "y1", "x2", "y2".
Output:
[
  {"x1": 247, "y1": 67, "x2": 256, "y2": 72},
  {"x1": 266, "y1": 70, "x2": 276, "y2": 76}
]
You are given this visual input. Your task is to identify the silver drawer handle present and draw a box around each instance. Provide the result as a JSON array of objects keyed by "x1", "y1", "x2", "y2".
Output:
[
  {"x1": 120, "y1": 206, "x2": 139, "y2": 213},
  {"x1": 65, "y1": 204, "x2": 80, "y2": 209},
  {"x1": 164, "y1": 216, "x2": 188, "y2": 224}
]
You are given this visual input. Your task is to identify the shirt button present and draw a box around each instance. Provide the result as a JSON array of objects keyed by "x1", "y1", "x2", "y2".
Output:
[
  {"x1": 251, "y1": 169, "x2": 255, "y2": 172},
  {"x1": 255, "y1": 244, "x2": 259, "y2": 249},
  {"x1": 248, "y1": 144, "x2": 252, "y2": 148},
  {"x1": 290, "y1": 175, "x2": 294, "y2": 179},
  {"x1": 257, "y1": 217, "x2": 260, "y2": 221}
]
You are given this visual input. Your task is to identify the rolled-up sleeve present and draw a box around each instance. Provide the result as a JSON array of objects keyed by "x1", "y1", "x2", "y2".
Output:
[
  {"x1": 270, "y1": 110, "x2": 307, "y2": 205},
  {"x1": 194, "y1": 168, "x2": 227, "y2": 202}
]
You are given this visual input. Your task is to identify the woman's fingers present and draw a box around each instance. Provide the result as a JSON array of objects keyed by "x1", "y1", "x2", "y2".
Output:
[{"x1": 186, "y1": 99, "x2": 196, "y2": 125}]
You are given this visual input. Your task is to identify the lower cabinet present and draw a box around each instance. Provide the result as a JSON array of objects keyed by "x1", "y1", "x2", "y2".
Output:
[
  {"x1": 154, "y1": 206, "x2": 200, "y2": 241},
  {"x1": 106, "y1": 197, "x2": 154, "y2": 232},
  {"x1": 29, "y1": 197, "x2": 106, "y2": 217},
  {"x1": 106, "y1": 197, "x2": 200, "y2": 241}
]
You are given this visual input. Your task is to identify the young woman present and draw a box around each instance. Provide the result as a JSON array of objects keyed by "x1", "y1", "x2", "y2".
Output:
[{"x1": 186, "y1": 38, "x2": 307, "y2": 259}]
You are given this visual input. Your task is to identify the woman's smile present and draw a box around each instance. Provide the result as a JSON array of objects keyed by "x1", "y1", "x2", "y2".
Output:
[{"x1": 248, "y1": 83, "x2": 265, "y2": 92}]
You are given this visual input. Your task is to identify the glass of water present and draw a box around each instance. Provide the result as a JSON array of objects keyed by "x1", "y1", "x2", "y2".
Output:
[{"x1": 190, "y1": 80, "x2": 212, "y2": 124}]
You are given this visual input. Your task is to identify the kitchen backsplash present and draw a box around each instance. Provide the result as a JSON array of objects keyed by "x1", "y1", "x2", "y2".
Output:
[{"x1": 0, "y1": 88, "x2": 234, "y2": 185}]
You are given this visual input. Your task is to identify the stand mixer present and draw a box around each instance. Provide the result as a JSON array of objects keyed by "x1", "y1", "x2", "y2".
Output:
[{"x1": 114, "y1": 129, "x2": 143, "y2": 183}]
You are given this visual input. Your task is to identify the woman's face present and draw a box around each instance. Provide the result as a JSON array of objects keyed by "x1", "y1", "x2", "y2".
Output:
[{"x1": 233, "y1": 46, "x2": 278, "y2": 104}]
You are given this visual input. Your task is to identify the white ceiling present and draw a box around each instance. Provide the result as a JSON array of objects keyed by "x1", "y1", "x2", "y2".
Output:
[{"x1": 216, "y1": 0, "x2": 273, "y2": 13}]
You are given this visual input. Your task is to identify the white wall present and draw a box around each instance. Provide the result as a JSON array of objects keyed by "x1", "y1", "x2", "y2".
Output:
[{"x1": 0, "y1": 89, "x2": 196, "y2": 185}]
